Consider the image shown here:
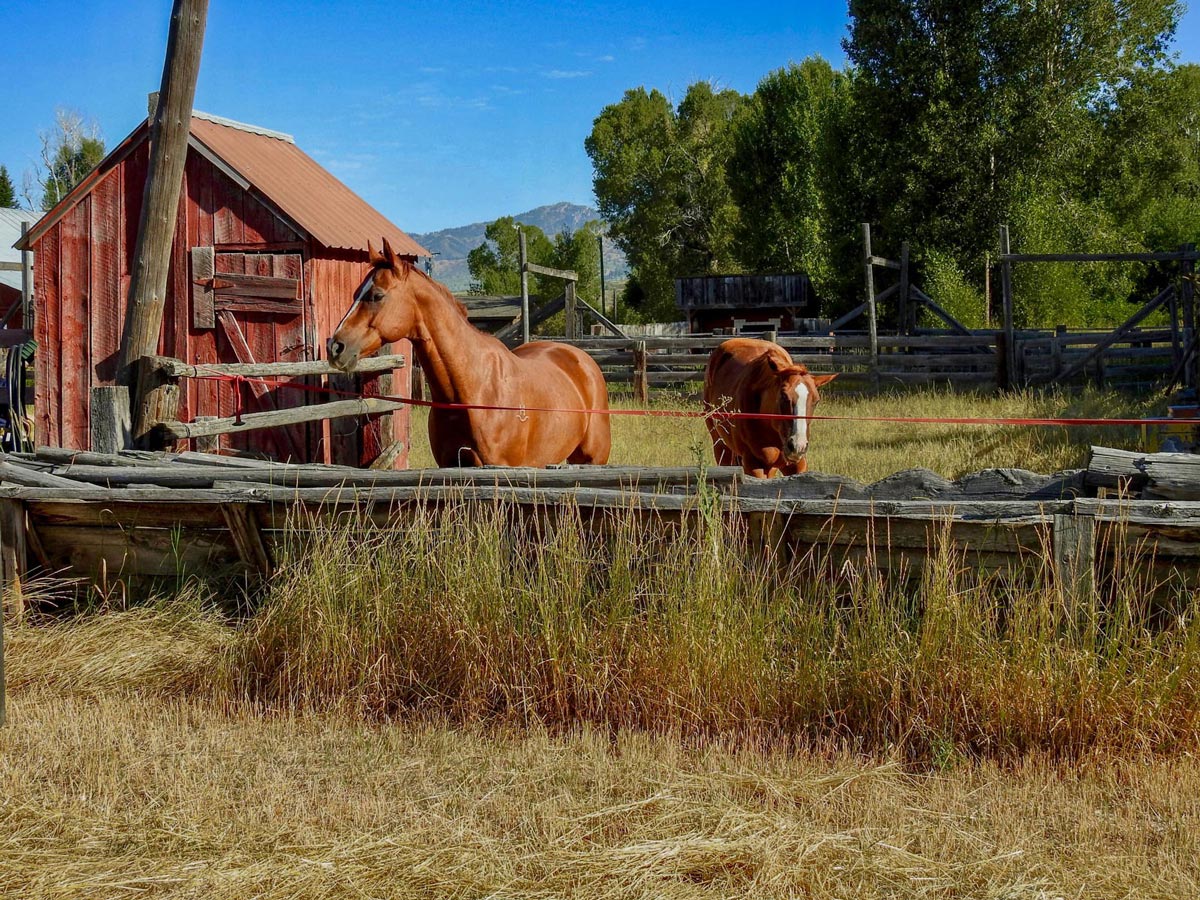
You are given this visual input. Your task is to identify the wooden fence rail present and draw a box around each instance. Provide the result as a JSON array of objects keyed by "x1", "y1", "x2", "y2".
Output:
[{"x1": 539, "y1": 328, "x2": 1177, "y2": 395}]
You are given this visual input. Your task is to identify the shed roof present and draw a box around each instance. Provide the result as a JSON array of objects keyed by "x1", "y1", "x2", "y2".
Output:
[
  {"x1": 16, "y1": 111, "x2": 428, "y2": 257},
  {"x1": 0, "y1": 208, "x2": 36, "y2": 292}
]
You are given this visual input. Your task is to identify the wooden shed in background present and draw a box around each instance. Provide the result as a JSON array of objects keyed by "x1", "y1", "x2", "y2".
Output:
[
  {"x1": 676, "y1": 273, "x2": 817, "y2": 333},
  {"x1": 16, "y1": 110, "x2": 428, "y2": 466}
]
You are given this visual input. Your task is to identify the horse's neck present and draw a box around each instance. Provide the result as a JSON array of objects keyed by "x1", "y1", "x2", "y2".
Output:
[{"x1": 408, "y1": 281, "x2": 493, "y2": 404}]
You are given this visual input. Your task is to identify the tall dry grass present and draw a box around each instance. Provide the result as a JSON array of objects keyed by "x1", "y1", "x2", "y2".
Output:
[{"x1": 216, "y1": 499, "x2": 1200, "y2": 763}]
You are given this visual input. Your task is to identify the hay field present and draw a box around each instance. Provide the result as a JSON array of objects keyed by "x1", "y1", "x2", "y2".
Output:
[{"x1": 3, "y1": 610, "x2": 1199, "y2": 899}]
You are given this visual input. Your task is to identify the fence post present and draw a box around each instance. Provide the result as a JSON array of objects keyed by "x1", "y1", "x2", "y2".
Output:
[
  {"x1": 133, "y1": 358, "x2": 181, "y2": 450},
  {"x1": 898, "y1": 242, "x2": 910, "y2": 335},
  {"x1": 0, "y1": 500, "x2": 26, "y2": 626},
  {"x1": 862, "y1": 224, "x2": 879, "y2": 388},
  {"x1": 633, "y1": 340, "x2": 649, "y2": 404},
  {"x1": 565, "y1": 279, "x2": 577, "y2": 341},
  {"x1": 90, "y1": 386, "x2": 132, "y2": 453},
  {"x1": 1053, "y1": 512, "x2": 1095, "y2": 609},
  {"x1": 1052, "y1": 325, "x2": 1066, "y2": 380},
  {"x1": 1182, "y1": 243, "x2": 1196, "y2": 392},
  {"x1": 999, "y1": 225, "x2": 1016, "y2": 389},
  {"x1": 19, "y1": 222, "x2": 31, "y2": 330},
  {"x1": 519, "y1": 229, "x2": 531, "y2": 346}
]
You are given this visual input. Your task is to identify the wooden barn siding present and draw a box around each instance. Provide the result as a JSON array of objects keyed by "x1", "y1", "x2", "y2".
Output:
[
  {"x1": 33, "y1": 141, "x2": 408, "y2": 466},
  {"x1": 308, "y1": 252, "x2": 411, "y2": 468},
  {"x1": 176, "y1": 152, "x2": 309, "y2": 459}
]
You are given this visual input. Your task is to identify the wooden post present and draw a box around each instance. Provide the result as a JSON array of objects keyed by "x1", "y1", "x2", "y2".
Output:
[
  {"x1": 0, "y1": 500, "x2": 26, "y2": 623},
  {"x1": 117, "y1": 0, "x2": 209, "y2": 394},
  {"x1": 1182, "y1": 243, "x2": 1196, "y2": 392},
  {"x1": 1052, "y1": 325, "x2": 1066, "y2": 380},
  {"x1": 898, "y1": 242, "x2": 910, "y2": 335},
  {"x1": 999, "y1": 225, "x2": 1016, "y2": 389},
  {"x1": 565, "y1": 279, "x2": 577, "y2": 341},
  {"x1": 862, "y1": 224, "x2": 879, "y2": 387},
  {"x1": 90, "y1": 386, "x2": 132, "y2": 453},
  {"x1": 519, "y1": 229, "x2": 531, "y2": 346},
  {"x1": 1053, "y1": 513, "x2": 1095, "y2": 607},
  {"x1": 633, "y1": 340, "x2": 649, "y2": 404},
  {"x1": 133, "y1": 358, "x2": 181, "y2": 449},
  {"x1": 19, "y1": 221, "x2": 31, "y2": 329},
  {"x1": 194, "y1": 416, "x2": 220, "y2": 454},
  {"x1": 598, "y1": 233, "x2": 606, "y2": 320},
  {"x1": 984, "y1": 250, "x2": 991, "y2": 328}
]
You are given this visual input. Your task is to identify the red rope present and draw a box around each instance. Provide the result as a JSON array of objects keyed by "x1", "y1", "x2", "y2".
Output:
[{"x1": 183, "y1": 370, "x2": 1180, "y2": 429}]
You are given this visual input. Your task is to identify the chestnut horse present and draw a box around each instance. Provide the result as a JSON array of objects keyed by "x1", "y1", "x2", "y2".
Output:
[
  {"x1": 703, "y1": 338, "x2": 836, "y2": 478},
  {"x1": 327, "y1": 239, "x2": 610, "y2": 468}
]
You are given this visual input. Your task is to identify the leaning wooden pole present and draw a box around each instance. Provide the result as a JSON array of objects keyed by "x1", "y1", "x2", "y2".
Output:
[
  {"x1": 999, "y1": 225, "x2": 1016, "y2": 389},
  {"x1": 1182, "y1": 243, "x2": 1197, "y2": 392},
  {"x1": 519, "y1": 229, "x2": 531, "y2": 346},
  {"x1": 118, "y1": 0, "x2": 209, "y2": 428},
  {"x1": 862, "y1": 223, "x2": 879, "y2": 387}
]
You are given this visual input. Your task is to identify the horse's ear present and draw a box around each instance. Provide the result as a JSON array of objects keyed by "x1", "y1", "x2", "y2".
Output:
[
  {"x1": 810, "y1": 373, "x2": 838, "y2": 387},
  {"x1": 766, "y1": 355, "x2": 784, "y2": 374},
  {"x1": 367, "y1": 240, "x2": 385, "y2": 266},
  {"x1": 382, "y1": 237, "x2": 398, "y2": 268}
]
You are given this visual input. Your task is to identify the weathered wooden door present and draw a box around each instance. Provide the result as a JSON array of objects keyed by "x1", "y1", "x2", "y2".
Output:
[{"x1": 192, "y1": 247, "x2": 312, "y2": 459}]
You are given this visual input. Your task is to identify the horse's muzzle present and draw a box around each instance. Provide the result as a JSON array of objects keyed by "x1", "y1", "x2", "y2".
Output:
[{"x1": 327, "y1": 338, "x2": 358, "y2": 373}]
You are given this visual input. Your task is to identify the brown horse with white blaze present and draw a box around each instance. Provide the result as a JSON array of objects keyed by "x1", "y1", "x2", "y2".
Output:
[
  {"x1": 328, "y1": 238, "x2": 610, "y2": 467},
  {"x1": 703, "y1": 338, "x2": 836, "y2": 478}
]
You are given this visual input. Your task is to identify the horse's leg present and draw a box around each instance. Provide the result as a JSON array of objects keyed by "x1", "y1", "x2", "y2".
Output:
[
  {"x1": 568, "y1": 375, "x2": 612, "y2": 464},
  {"x1": 569, "y1": 412, "x2": 611, "y2": 464}
]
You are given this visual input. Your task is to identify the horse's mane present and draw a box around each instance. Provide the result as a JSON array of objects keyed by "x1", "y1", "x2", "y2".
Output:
[{"x1": 376, "y1": 258, "x2": 471, "y2": 320}]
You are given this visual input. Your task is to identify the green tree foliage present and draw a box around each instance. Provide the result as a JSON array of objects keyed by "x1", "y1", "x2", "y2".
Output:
[
  {"x1": 467, "y1": 217, "x2": 605, "y2": 317},
  {"x1": 1090, "y1": 63, "x2": 1200, "y2": 251},
  {"x1": 844, "y1": 0, "x2": 1180, "y2": 268},
  {"x1": 586, "y1": 83, "x2": 743, "y2": 321},
  {"x1": 727, "y1": 58, "x2": 862, "y2": 308},
  {"x1": 467, "y1": 217, "x2": 555, "y2": 297},
  {"x1": 35, "y1": 109, "x2": 106, "y2": 211},
  {"x1": 548, "y1": 220, "x2": 604, "y2": 306},
  {"x1": 0, "y1": 166, "x2": 16, "y2": 208}
]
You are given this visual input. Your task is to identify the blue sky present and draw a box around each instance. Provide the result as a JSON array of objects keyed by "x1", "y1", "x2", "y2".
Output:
[{"x1": 2, "y1": 1, "x2": 1198, "y2": 234}]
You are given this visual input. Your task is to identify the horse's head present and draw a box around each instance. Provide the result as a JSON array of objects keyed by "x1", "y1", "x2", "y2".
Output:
[
  {"x1": 762, "y1": 358, "x2": 837, "y2": 463},
  {"x1": 328, "y1": 238, "x2": 417, "y2": 372}
]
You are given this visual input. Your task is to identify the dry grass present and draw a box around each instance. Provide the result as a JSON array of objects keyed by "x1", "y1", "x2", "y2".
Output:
[
  {"x1": 209, "y1": 502, "x2": 1200, "y2": 764},
  {"x1": 407, "y1": 386, "x2": 1163, "y2": 480},
  {"x1": 3, "y1": 613, "x2": 1200, "y2": 898},
  {"x1": 1, "y1": 386, "x2": 1189, "y2": 897}
]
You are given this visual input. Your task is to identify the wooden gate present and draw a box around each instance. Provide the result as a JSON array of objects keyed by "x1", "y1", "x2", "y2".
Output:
[{"x1": 192, "y1": 247, "x2": 313, "y2": 460}]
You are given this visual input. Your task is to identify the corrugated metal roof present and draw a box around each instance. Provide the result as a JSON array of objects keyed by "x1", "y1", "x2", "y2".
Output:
[
  {"x1": 190, "y1": 115, "x2": 428, "y2": 256},
  {"x1": 16, "y1": 113, "x2": 428, "y2": 258},
  {"x1": 0, "y1": 208, "x2": 36, "y2": 291}
]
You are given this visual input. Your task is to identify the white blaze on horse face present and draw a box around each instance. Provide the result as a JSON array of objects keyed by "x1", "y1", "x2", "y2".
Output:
[
  {"x1": 337, "y1": 271, "x2": 375, "y2": 333},
  {"x1": 791, "y1": 382, "x2": 810, "y2": 451}
]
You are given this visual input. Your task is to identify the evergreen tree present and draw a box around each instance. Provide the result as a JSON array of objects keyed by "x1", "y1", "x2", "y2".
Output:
[{"x1": 0, "y1": 166, "x2": 16, "y2": 208}]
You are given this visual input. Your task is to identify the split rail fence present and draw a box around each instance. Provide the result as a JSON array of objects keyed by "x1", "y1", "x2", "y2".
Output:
[{"x1": 559, "y1": 328, "x2": 1178, "y2": 400}]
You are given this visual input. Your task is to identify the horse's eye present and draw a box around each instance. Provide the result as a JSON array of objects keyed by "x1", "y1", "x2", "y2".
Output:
[{"x1": 369, "y1": 289, "x2": 385, "y2": 303}]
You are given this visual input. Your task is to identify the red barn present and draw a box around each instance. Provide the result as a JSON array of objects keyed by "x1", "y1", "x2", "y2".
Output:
[{"x1": 16, "y1": 110, "x2": 427, "y2": 465}]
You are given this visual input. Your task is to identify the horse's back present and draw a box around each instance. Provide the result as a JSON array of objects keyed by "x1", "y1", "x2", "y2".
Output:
[
  {"x1": 513, "y1": 340, "x2": 608, "y2": 406},
  {"x1": 704, "y1": 338, "x2": 787, "y2": 406}
]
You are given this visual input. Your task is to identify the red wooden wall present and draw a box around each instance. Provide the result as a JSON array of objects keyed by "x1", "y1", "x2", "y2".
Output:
[{"x1": 32, "y1": 139, "x2": 409, "y2": 466}]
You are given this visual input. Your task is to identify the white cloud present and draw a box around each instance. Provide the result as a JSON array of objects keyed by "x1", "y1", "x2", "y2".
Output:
[{"x1": 543, "y1": 69, "x2": 591, "y2": 79}]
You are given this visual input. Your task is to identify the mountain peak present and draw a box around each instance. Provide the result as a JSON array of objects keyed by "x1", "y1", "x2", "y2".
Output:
[{"x1": 410, "y1": 202, "x2": 627, "y2": 291}]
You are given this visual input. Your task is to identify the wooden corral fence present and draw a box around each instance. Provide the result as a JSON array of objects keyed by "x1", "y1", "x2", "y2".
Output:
[
  {"x1": 4, "y1": 447, "x2": 1200, "y2": 722},
  {"x1": 555, "y1": 328, "x2": 1178, "y2": 400},
  {"x1": 0, "y1": 450, "x2": 1198, "y2": 602},
  {"x1": 129, "y1": 351, "x2": 410, "y2": 468},
  {"x1": 516, "y1": 225, "x2": 1193, "y2": 400}
]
